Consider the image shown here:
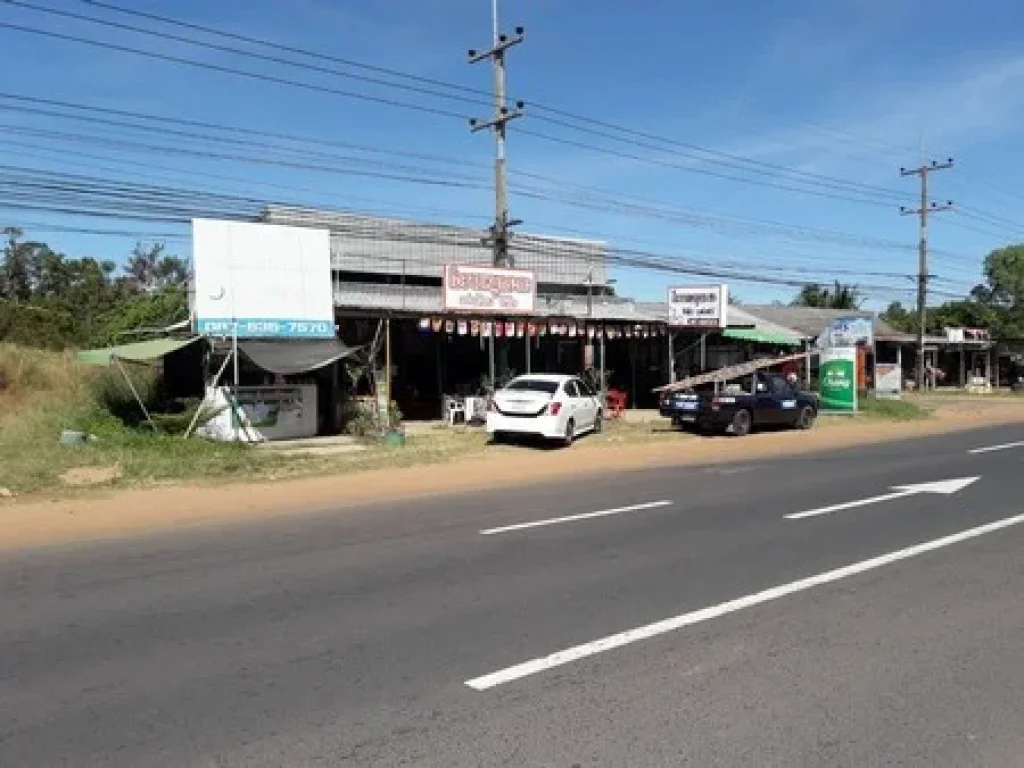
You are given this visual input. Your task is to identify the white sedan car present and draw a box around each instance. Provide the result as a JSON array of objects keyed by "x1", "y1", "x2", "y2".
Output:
[{"x1": 486, "y1": 374, "x2": 603, "y2": 446}]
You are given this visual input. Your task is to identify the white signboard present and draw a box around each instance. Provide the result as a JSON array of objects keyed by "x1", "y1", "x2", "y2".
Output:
[
  {"x1": 874, "y1": 363, "x2": 902, "y2": 400},
  {"x1": 818, "y1": 316, "x2": 873, "y2": 349},
  {"x1": 442, "y1": 264, "x2": 537, "y2": 314},
  {"x1": 192, "y1": 218, "x2": 334, "y2": 338},
  {"x1": 667, "y1": 285, "x2": 728, "y2": 329},
  {"x1": 197, "y1": 385, "x2": 318, "y2": 442}
]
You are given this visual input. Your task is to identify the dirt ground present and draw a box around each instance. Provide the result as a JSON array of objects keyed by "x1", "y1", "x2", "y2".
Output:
[{"x1": 2, "y1": 397, "x2": 1024, "y2": 552}]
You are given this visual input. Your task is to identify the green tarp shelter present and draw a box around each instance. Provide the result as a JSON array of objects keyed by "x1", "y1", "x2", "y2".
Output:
[
  {"x1": 722, "y1": 328, "x2": 802, "y2": 346},
  {"x1": 77, "y1": 336, "x2": 203, "y2": 366}
]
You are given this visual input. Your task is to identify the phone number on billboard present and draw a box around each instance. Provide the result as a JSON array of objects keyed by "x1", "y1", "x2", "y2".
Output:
[{"x1": 199, "y1": 319, "x2": 334, "y2": 336}]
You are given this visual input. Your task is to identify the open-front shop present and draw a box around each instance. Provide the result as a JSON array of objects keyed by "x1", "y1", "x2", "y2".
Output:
[{"x1": 335, "y1": 262, "x2": 673, "y2": 421}]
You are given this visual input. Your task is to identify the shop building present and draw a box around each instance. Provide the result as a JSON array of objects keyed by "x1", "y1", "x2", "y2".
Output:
[{"x1": 260, "y1": 206, "x2": 673, "y2": 416}]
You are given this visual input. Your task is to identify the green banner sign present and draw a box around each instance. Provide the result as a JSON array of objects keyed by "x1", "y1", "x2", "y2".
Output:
[{"x1": 820, "y1": 348, "x2": 857, "y2": 412}]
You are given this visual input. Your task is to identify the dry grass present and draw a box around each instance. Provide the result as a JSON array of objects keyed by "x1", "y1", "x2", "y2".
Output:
[
  {"x1": 3, "y1": 342, "x2": 1017, "y2": 499},
  {"x1": 0, "y1": 344, "x2": 267, "y2": 494}
]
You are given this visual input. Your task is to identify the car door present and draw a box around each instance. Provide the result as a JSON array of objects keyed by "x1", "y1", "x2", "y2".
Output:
[
  {"x1": 575, "y1": 378, "x2": 598, "y2": 427},
  {"x1": 562, "y1": 379, "x2": 582, "y2": 430},
  {"x1": 769, "y1": 376, "x2": 800, "y2": 426}
]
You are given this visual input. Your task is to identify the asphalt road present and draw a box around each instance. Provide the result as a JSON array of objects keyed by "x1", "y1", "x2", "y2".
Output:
[{"x1": 2, "y1": 424, "x2": 1024, "y2": 766}]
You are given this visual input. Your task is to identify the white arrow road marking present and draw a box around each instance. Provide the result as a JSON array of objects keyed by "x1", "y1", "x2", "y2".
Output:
[
  {"x1": 784, "y1": 477, "x2": 980, "y2": 520},
  {"x1": 968, "y1": 440, "x2": 1024, "y2": 455},
  {"x1": 465, "y1": 511, "x2": 1024, "y2": 691},
  {"x1": 480, "y1": 500, "x2": 673, "y2": 535}
]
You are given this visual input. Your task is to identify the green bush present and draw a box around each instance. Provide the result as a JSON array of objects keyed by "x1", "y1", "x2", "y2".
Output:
[{"x1": 88, "y1": 365, "x2": 162, "y2": 427}]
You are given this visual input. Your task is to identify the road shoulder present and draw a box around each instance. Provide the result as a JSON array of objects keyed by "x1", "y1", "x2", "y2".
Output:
[{"x1": 2, "y1": 400, "x2": 1023, "y2": 552}]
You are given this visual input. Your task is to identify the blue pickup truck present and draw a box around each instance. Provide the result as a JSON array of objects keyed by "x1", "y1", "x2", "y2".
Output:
[{"x1": 659, "y1": 372, "x2": 819, "y2": 437}]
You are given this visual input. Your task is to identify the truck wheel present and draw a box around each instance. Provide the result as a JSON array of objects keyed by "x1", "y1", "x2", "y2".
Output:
[
  {"x1": 730, "y1": 409, "x2": 752, "y2": 437},
  {"x1": 797, "y1": 406, "x2": 816, "y2": 430}
]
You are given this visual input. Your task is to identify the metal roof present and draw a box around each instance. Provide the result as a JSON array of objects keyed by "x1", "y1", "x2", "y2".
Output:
[
  {"x1": 262, "y1": 205, "x2": 610, "y2": 289},
  {"x1": 334, "y1": 282, "x2": 663, "y2": 322}
]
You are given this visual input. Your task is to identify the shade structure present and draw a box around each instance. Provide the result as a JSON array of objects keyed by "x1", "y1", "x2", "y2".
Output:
[
  {"x1": 76, "y1": 336, "x2": 203, "y2": 366},
  {"x1": 238, "y1": 338, "x2": 360, "y2": 375},
  {"x1": 722, "y1": 328, "x2": 802, "y2": 346}
]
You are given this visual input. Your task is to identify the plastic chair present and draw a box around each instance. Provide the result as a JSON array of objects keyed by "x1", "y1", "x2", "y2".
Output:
[{"x1": 605, "y1": 389, "x2": 627, "y2": 418}]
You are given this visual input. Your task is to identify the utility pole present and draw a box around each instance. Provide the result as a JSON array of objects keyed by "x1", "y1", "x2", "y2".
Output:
[
  {"x1": 468, "y1": 0, "x2": 524, "y2": 268},
  {"x1": 900, "y1": 158, "x2": 953, "y2": 391}
]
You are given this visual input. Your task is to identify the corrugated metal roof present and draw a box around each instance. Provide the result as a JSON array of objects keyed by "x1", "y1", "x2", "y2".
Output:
[
  {"x1": 741, "y1": 305, "x2": 919, "y2": 343},
  {"x1": 262, "y1": 206, "x2": 610, "y2": 289},
  {"x1": 630, "y1": 302, "x2": 803, "y2": 342},
  {"x1": 333, "y1": 282, "x2": 663, "y2": 322}
]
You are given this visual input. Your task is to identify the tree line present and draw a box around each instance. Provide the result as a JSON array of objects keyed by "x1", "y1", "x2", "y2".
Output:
[
  {"x1": 0, "y1": 227, "x2": 190, "y2": 349},
  {"x1": 789, "y1": 245, "x2": 1024, "y2": 341}
]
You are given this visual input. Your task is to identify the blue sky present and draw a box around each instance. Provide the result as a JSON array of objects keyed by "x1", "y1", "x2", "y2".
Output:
[{"x1": 3, "y1": 0, "x2": 1024, "y2": 308}]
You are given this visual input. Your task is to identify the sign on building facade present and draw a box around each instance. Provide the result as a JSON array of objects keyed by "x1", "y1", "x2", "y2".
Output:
[
  {"x1": 191, "y1": 218, "x2": 335, "y2": 338},
  {"x1": 666, "y1": 285, "x2": 729, "y2": 329},
  {"x1": 442, "y1": 265, "x2": 537, "y2": 314},
  {"x1": 818, "y1": 316, "x2": 873, "y2": 349}
]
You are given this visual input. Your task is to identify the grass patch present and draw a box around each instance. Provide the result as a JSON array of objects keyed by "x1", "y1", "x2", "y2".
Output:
[
  {"x1": 0, "y1": 343, "x2": 275, "y2": 494},
  {"x1": 857, "y1": 395, "x2": 931, "y2": 421}
]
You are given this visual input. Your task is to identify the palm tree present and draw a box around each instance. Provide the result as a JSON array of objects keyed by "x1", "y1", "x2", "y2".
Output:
[{"x1": 792, "y1": 281, "x2": 862, "y2": 310}]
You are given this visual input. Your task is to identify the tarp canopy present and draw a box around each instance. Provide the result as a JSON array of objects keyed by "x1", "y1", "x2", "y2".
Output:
[
  {"x1": 77, "y1": 336, "x2": 203, "y2": 366},
  {"x1": 239, "y1": 338, "x2": 359, "y2": 375},
  {"x1": 722, "y1": 328, "x2": 802, "y2": 346}
]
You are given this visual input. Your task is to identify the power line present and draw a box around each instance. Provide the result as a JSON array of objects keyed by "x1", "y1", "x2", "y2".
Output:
[
  {"x1": 75, "y1": 0, "x2": 918, "y2": 203},
  {"x1": 0, "y1": 169, "x2": 967, "y2": 299},
  {"x1": 0, "y1": 94, "x2": 958, "y2": 260},
  {"x1": 4, "y1": 0, "x2": 494, "y2": 110},
  {"x1": 0, "y1": 21, "x2": 469, "y2": 121},
  {"x1": 516, "y1": 128, "x2": 905, "y2": 208},
  {"x1": 3, "y1": 0, "x2": 918, "y2": 208}
]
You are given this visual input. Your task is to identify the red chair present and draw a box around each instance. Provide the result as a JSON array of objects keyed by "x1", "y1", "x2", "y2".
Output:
[{"x1": 605, "y1": 389, "x2": 627, "y2": 418}]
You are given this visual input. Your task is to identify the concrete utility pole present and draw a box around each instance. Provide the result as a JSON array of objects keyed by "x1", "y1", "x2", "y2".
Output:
[
  {"x1": 900, "y1": 158, "x2": 953, "y2": 391},
  {"x1": 468, "y1": 0, "x2": 524, "y2": 268}
]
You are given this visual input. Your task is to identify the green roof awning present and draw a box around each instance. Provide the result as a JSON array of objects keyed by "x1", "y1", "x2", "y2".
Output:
[
  {"x1": 722, "y1": 328, "x2": 802, "y2": 346},
  {"x1": 77, "y1": 336, "x2": 202, "y2": 366}
]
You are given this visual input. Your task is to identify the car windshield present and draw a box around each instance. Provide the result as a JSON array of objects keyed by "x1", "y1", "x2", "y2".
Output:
[{"x1": 504, "y1": 379, "x2": 560, "y2": 394}]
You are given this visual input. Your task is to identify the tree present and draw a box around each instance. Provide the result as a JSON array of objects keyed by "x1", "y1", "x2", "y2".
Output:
[
  {"x1": 881, "y1": 301, "x2": 913, "y2": 332},
  {"x1": 975, "y1": 244, "x2": 1024, "y2": 339},
  {"x1": 0, "y1": 227, "x2": 188, "y2": 349},
  {"x1": 125, "y1": 242, "x2": 189, "y2": 293},
  {"x1": 791, "y1": 281, "x2": 863, "y2": 310},
  {"x1": 2, "y1": 227, "x2": 33, "y2": 302}
]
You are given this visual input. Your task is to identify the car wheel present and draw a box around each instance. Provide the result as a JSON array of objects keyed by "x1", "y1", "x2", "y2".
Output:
[
  {"x1": 593, "y1": 410, "x2": 603, "y2": 434},
  {"x1": 490, "y1": 431, "x2": 506, "y2": 444},
  {"x1": 797, "y1": 406, "x2": 816, "y2": 430},
  {"x1": 730, "y1": 409, "x2": 752, "y2": 437},
  {"x1": 563, "y1": 418, "x2": 576, "y2": 447}
]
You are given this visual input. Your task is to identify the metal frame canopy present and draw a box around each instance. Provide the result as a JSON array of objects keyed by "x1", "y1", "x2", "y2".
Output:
[
  {"x1": 77, "y1": 336, "x2": 206, "y2": 432},
  {"x1": 76, "y1": 336, "x2": 202, "y2": 366}
]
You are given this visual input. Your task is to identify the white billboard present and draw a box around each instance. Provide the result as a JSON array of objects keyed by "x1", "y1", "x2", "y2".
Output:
[
  {"x1": 442, "y1": 264, "x2": 537, "y2": 314},
  {"x1": 667, "y1": 285, "x2": 728, "y2": 329},
  {"x1": 818, "y1": 316, "x2": 873, "y2": 349},
  {"x1": 192, "y1": 219, "x2": 334, "y2": 339}
]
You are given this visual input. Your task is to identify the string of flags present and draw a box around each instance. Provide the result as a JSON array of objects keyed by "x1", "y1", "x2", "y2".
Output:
[{"x1": 416, "y1": 317, "x2": 665, "y2": 339}]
